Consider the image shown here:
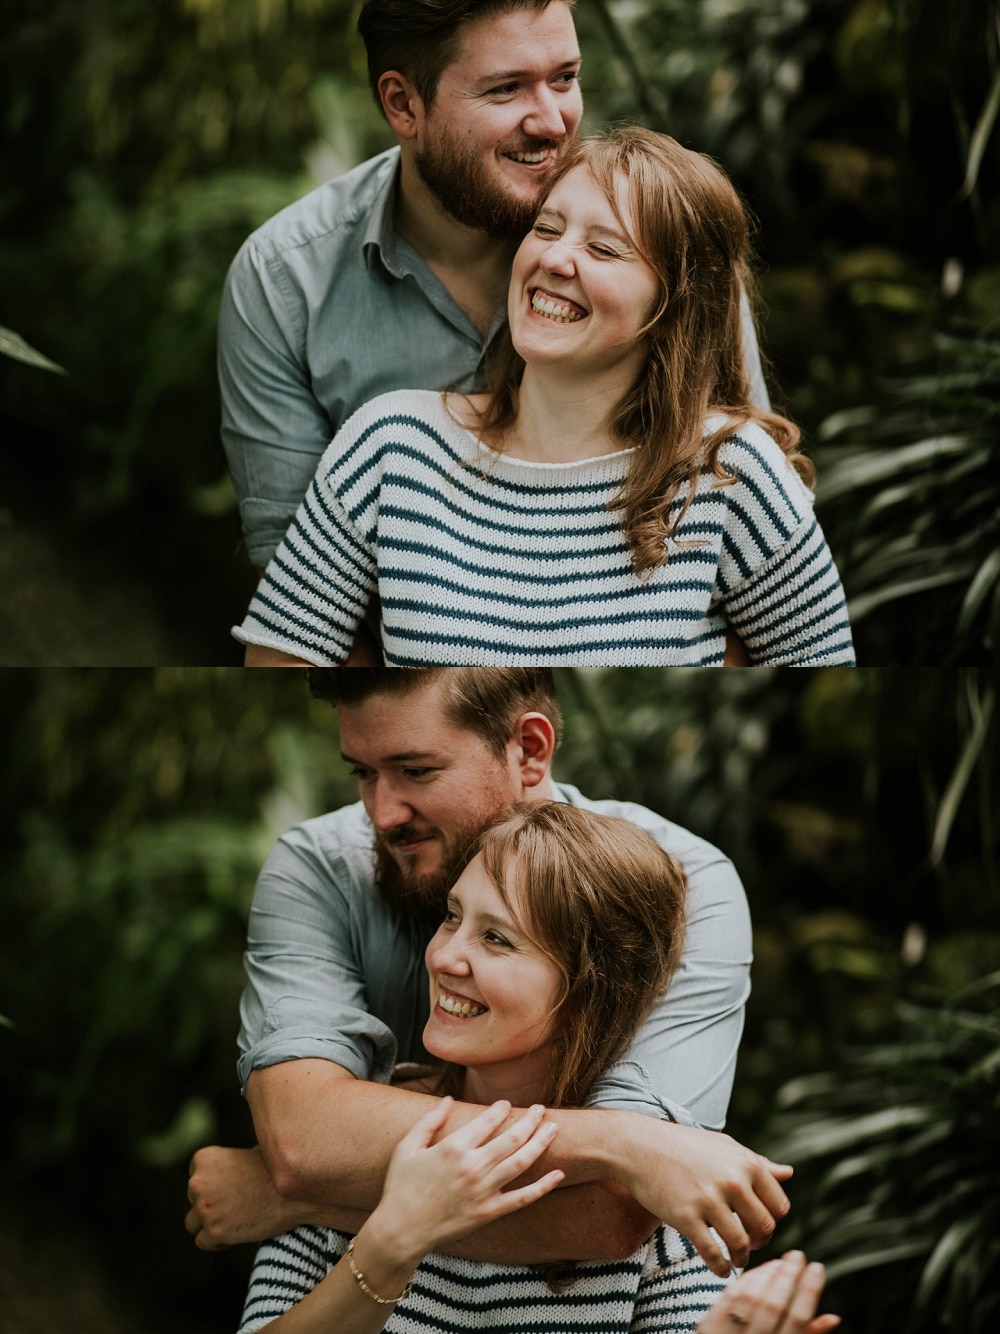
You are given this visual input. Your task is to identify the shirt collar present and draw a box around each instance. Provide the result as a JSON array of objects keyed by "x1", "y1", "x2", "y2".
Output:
[{"x1": 362, "y1": 148, "x2": 407, "y2": 277}]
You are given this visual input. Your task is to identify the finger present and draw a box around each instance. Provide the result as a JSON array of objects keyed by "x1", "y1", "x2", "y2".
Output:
[
  {"x1": 194, "y1": 1229, "x2": 229, "y2": 1253},
  {"x1": 751, "y1": 1164, "x2": 792, "y2": 1228},
  {"x1": 746, "y1": 1252, "x2": 806, "y2": 1332},
  {"x1": 682, "y1": 1221, "x2": 733, "y2": 1279},
  {"x1": 398, "y1": 1096, "x2": 455, "y2": 1151},
  {"x1": 184, "y1": 1206, "x2": 201, "y2": 1235},
  {"x1": 766, "y1": 1160, "x2": 794, "y2": 1181},
  {"x1": 805, "y1": 1317, "x2": 840, "y2": 1333},
  {"x1": 476, "y1": 1104, "x2": 547, "y2": 1165},
  {"x1": 482, "y1": 1167, "x2": 565, "y2": 1220},
  {"x1": 448, "y1": 1099, "x2": 513, "y2": 1148},
  {"x1": 782, "y1": 1261, "x2": 826, "y2": 1329},
  {"x1": 706, "y1": 1211, "x2": 751, "y2": 1272},
  {"x1": 480, "y1": 1118, "x2": 558, "y2": 1190}
]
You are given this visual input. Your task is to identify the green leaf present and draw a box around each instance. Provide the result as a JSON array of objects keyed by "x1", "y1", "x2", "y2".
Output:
[
  {"x1": 929, "y1": 682, "x2": 996, "y2": 866},
  {"x1": 956, "y1": 548, "x2": 1000, "y2": 636},
  {"x1": 0, "y1": 325, "x2": 68, "y2": 375},
  {"x1": 916, "y1": 1215, "x2": 982, "y2": 1308}
]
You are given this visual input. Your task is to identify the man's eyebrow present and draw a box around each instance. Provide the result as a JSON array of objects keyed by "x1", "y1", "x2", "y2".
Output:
[
  {"x1": 340, "y1": 750, "x2": 440, "y2": 765},
  {"x1": 473, "y1": 55, "x2": 581, "y2": 87}
]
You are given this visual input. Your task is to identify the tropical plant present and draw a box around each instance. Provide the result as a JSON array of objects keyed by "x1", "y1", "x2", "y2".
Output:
[{"x1": 763, "y1": 972, "x2": 1000, "y2": 1334}]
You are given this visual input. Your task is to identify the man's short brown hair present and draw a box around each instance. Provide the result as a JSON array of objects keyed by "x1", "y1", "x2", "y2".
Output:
[
  {"x1": 308, "y1": 668, "x2": 562, "y2": 758},
  {"x1": 356, "y1": 0, "x2": 568, "y2": 114}
]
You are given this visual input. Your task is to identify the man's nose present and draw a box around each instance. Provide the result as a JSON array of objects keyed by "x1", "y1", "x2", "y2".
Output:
[
  {"x1": 367, "y1": 780, "x2": 414, "y2": 832},
  {"x1": 523, "y1": 84, "x2": 567, "y2": 141}
]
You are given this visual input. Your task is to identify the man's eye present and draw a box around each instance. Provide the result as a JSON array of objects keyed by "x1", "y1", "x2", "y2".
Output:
[
  {"x1": 349, "y1": 766, "x2": 374, "y2": 781},
  {"x1": 402, "y1": 767, "x2": 436, "y2": 780},
  {"x1": 554, "y1": 71, "x2": 578, "y2": 87},
  {"x1": 487, "y1": 81, "x2": 518, "y2": 96}
]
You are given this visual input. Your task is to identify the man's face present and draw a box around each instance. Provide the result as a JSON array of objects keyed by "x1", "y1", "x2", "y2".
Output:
[
  {"x1": 337, "y1": 682, "x2": 522, "y2": 916},
  {"x1": 414, "y1": 2, "x2": 583, "y2": 238}
]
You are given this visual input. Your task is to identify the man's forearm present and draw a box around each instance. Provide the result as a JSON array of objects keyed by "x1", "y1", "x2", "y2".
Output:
[
  {"x1": 248, "y1": 1061, "x2": 790, "y2": 1277},
  {"x1": 304, "y1": 1180, "x2": 655, "y2": 1265},
  {"x1": 249, "y1": 1063, "x2": 653, "y2": 1261}
]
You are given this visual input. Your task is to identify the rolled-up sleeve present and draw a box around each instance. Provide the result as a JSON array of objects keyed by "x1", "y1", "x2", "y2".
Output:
[
  {"x1": 219, "y1": 240, "x2": 335, "y2": 568},
  {"x1": 236, "y1": 824, "x2": 397, "y2": 1095}
]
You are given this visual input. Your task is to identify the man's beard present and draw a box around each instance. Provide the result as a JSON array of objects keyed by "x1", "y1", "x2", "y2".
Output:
[
  {"x1": 415, "y1": 132, "x2": 573, "y2": 239},
  {"x1": 373, "y1": 820, "x2": 487, "y2": 925}
]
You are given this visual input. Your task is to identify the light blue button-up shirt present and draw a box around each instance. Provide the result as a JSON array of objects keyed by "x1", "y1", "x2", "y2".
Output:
[
  {"x1": 237, "y1": 784, "x2": 752, "y2": 1130},
  {"x1": 220, "y1": 147, "x2": 770, "y2": 568}
]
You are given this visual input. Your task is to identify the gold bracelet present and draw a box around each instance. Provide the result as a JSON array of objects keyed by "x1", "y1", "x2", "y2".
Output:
[{"x1": 346, "y1": 1237, "x2": 413, "y2": 1306}]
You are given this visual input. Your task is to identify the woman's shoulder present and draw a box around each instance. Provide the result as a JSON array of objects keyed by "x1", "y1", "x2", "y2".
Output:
[{"x1": 707, "y1": 414, "x2": 815, "y2": 511}]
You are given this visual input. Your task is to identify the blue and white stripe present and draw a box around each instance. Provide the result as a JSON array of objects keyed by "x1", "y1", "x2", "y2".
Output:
[
  {"x1": 237, "y1": 1223, "x2": 729, "y2": 1333},
  {"x1": 233, "y1": 390, "x2": 855, "y2": 665}
]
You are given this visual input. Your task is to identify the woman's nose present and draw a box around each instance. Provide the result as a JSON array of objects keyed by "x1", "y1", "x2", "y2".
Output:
[
  {"x1": 427, "y1": 928, "x2": 472, "y2": 976},
  {"x1": 540, "y1": 239, "x2": 576, "y2": 277}
]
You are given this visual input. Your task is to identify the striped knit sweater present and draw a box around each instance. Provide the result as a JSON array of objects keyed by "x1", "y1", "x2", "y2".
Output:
[
  {"x1": 237, "y1": 1223, "x2": 728, "y2": 1333},
  {"x1": 233, "y1": 390, "x2": 855, "y2": 666}
]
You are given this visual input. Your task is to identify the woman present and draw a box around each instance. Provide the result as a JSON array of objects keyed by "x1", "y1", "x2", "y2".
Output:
[
  {"x1": 234, "y1": 127, "x2": 854, "y2": 667},
  {"x1": 237, "y1": 803, "x2": 838, "y2": 1333}
]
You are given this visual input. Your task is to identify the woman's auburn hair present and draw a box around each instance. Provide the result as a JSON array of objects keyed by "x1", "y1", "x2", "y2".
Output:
[
  {"x1": 476, "y1": 125, "x2": 815, "y2": 578},
  {"x1": 438, "y1": 801, "x2": 686, "y2": 1109}
]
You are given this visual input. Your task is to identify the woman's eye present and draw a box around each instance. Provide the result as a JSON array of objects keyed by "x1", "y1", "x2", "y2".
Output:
[
  {"x1": 591, "y1": 245, "x2": 619, "y2": 259},
  {"x1": 534, "y1": 224, "x2": 560, "y2": 238},
  {"x1": 485, "y1": 931, "x2": 512, "y2": 948}
]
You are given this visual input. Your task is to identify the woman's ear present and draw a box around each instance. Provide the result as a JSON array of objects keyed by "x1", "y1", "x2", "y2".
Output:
[
  {"x1": 378, "y1": 71, "x2": 424, "y2": 140},
  {"x1": 512, "y1": 712, "x2": 556, "y2": 791}
]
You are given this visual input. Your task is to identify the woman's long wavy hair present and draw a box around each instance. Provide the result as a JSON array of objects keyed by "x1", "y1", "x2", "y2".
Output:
[
  {"x1": 435, "y1": 801, "x2": 686, "y2": 1109},
  {"x1": 476, "y1": 125, "x2": 814, "y2": 577}
]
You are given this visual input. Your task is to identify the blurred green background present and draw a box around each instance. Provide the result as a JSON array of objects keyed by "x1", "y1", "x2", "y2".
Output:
[
  {"x1": 2, "y1": 0, "x2": 998, "y2": 665},
  {"x1": 1, "y1": 666, "x2": 997, "y2": 1331}
]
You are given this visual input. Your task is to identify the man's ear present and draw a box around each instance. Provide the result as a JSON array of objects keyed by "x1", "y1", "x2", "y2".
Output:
[
  {"x1": 378, "y1": 71, "x2": 424, "y2": 140},
  {"x1": 512, "y1": 713, "x2": 555, "y2": 791}
]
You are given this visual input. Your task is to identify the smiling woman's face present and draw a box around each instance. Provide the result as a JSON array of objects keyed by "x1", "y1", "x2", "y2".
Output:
[
  {"x1": 508, "y1": 162, "x2": 660, "y2": 385},
  {"x1": 423, "y1": 852, "x2": 563, "y2": 1106}
]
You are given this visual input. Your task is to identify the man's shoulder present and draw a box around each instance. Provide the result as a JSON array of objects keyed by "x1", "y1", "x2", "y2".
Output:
[
  {"x1": 556, "y1": 782, "x2": 733, "y2": 876},
  {"x1": 244, "y1": 147, "x2": 399, "y2": 262},
  {"x1": 268, "y1": 800, "x2": 375, "y2": 877}
]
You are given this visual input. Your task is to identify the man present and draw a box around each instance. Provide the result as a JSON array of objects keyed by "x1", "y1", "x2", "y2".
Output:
[
  {"x1": 220, "y1": 0, "x2": 770, "y2": 575},
  {"x1": 187, "y1": 668, "x2": 790, "y2": 1278}
]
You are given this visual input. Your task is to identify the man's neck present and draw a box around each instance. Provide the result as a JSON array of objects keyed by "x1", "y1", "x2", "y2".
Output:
[{"x1": 395, "y1": 156, "x2": 516, "y2": 337}]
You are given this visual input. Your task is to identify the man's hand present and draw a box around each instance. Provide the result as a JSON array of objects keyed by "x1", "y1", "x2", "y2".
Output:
[
  {"x1": 611, "y1": 1121, "x2": 792, "y2": 1277},
  {"x1": 185, "y1": 1145, "x2": 308, "y2": 1250}
]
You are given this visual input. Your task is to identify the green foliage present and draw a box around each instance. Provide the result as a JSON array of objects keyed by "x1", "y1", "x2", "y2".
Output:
[
  {"x1": 0, "y1": 326, "x2": 67, "y2": 375},
  {"x1": 814, "y1": 328, "x2": 1000, "y2": 665},
  {"x1": 764, "y1": 974, "x2": 1000, "y2": 1333},
  {"x1": 1, "y1": 667, "x2": 996, "y2": 1328},
  {"x1": 2, "y1": 0, "x2": 997, "y2": 660}
]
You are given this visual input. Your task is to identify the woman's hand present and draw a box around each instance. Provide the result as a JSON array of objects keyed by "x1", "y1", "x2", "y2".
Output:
[
  {"x1": 360, "y1": 1098, "x2": 564, "y2": 1273},
  {"x1": 698, "y1": 1252, "x2": 840, "y2": 1334}
]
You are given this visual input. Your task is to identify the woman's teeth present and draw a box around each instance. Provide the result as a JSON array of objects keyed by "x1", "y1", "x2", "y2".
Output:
[
  {"x1": 531, "y1": 291, "x2": 583, "y2": 323},
  {"x1": 439, "y1": 994, "x2": 486, "y2": 1018}
]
